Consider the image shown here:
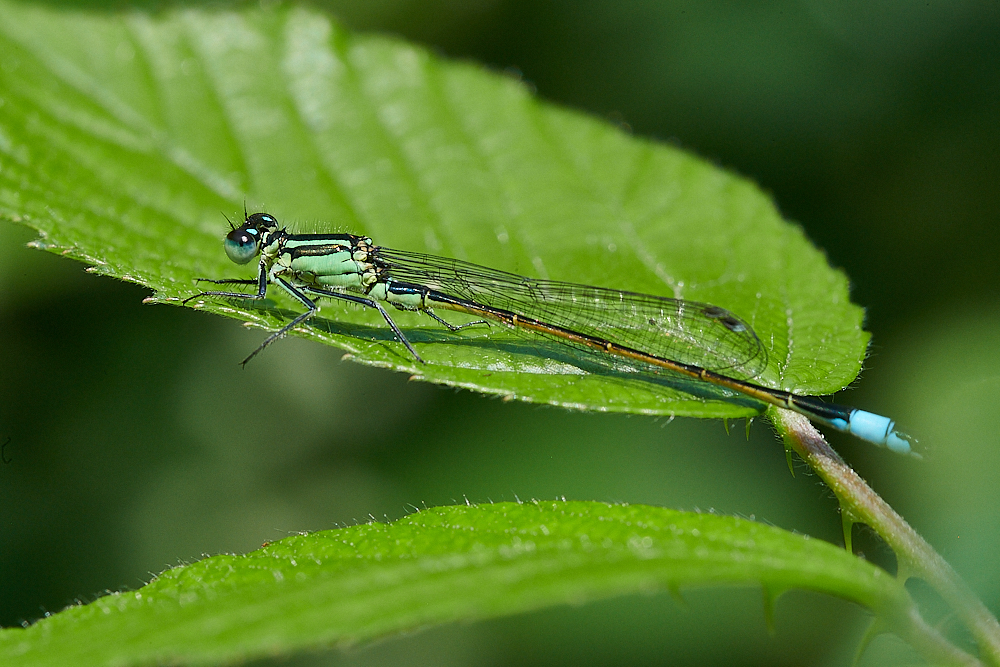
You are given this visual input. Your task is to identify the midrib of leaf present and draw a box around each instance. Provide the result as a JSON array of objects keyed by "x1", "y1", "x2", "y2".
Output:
[{"x1": 0, "y1": 1, "x2": 869, "y2": 419}]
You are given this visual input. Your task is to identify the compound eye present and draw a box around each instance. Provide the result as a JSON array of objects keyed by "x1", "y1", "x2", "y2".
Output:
[{"x1": 224, "y1": 228, "x2": 259, "y2": 265}]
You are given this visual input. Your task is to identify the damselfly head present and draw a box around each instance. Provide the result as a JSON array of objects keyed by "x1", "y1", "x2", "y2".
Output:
[{"x1": 223, "y1": 212, "x2": 275, "y2": 265}]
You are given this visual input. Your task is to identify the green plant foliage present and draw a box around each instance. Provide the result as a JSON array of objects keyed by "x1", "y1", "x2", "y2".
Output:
[
  {"x1": 0, "y1": 501, "x2": 912, "y2": 666},
  {"x1": 0, "y1": 1, "x2": 868, "y2": 420}
]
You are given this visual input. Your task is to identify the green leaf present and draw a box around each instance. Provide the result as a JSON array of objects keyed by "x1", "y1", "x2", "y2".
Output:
[
  {"x1": 0, "y1": 1, "x2": 866, "y2": 419},
  {"x1": 0, "y1": 501, "x2": 912, "y2": 666}
]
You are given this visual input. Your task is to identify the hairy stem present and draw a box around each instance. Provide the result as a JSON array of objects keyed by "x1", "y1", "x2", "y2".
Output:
[{"x1": 772, "y1": 408, "x2": 999, "y2": 667}]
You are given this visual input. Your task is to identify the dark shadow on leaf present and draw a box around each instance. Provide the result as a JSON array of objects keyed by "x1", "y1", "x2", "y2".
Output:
[{"x1": 252, "y1": 303, "x2": 772, "y2": 414}]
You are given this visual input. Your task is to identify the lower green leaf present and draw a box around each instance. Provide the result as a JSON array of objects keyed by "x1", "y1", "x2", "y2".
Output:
[{"x1": 0, "y1": 501, "x2": 911, "y2": 667}]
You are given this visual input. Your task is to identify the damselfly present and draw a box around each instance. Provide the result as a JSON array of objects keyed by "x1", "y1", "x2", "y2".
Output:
[{"x1": 184, "y1": 212, "x2": 913, "y2": 454}]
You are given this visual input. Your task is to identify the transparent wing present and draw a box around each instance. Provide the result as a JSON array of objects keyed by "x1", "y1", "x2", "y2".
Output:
[{"x1": 374, "y1": 248, "x2": 768, "y2": 379}]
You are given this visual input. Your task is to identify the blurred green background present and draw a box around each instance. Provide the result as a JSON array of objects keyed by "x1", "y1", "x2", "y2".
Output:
[{"x1": 2, "y1": 1, "x2": 999, "y2": 665}]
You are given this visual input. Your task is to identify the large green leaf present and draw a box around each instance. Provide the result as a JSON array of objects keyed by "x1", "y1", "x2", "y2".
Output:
[
  {"x1": 0, "y1": 1, "x2": 866, "y2": 418},
  {"x1": 0, "y1": 501, "x2": 911, "y2": 666}
]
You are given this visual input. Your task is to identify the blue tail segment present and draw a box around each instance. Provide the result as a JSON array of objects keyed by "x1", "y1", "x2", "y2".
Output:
[
  {"x1": 827, "y1": 410, "x2": 913, "y2": 454},
  {"x1": 790, "y1": 395, "x2": 914, "y2": 454}
]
